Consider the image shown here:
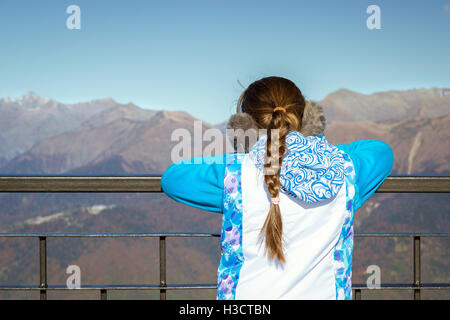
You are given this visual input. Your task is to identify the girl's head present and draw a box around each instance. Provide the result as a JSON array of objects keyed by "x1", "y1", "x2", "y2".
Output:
[
  {"x1": 237, "y1": 76, "x2": 306, "y2": 263},
  {"x1": 237, "y1": 76, "x2": 306, "y2": 131}
]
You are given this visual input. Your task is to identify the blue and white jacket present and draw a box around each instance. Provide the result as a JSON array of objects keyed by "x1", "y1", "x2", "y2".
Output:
[{"x1": 162, "y1": 130, "x2": 393, "y2": 300}]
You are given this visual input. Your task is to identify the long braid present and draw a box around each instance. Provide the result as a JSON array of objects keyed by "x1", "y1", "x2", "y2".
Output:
[{"x1": 260, "y1": 108, "x2": 291, "y2": 263}]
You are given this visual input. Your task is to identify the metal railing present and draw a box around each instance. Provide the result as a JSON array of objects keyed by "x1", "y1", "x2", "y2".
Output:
[
  {"x1": 0, "y1": 176, "x2": 449, "y2": 300},
  {"x1": 0, "y1": 232, "x2": 220, "y2": 300}
]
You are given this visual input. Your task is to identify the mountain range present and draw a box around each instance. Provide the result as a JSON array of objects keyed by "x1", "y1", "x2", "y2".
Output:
[{"x1": 1, "y1": 88, "x2": 449, "y2": 175}]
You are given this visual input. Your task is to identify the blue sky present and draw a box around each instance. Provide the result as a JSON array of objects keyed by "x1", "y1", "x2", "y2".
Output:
[{"x1": 0, "y1": 0, "x2": 449, "y2": 124}]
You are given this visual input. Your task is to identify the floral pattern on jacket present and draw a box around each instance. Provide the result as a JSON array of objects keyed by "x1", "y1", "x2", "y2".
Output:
[
  {"x1": 217, "y1": 153, "x2": 245, "y2": 300},
  {"x1": 333, "y1": 152, "x2": 356, "y2": 300}
]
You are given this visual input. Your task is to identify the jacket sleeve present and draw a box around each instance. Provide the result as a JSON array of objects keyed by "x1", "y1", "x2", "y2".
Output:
[
  {"x1": 336, "y1": 140, "x2": 394, "y2": 211},
  {"x1": 161, "y1": 154, "x2": 227, "y2": 213}
]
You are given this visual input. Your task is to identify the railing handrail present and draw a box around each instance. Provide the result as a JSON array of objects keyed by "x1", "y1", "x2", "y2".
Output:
[{"x1": 0, "y1": 175, "x2": 449, "y2": 193}]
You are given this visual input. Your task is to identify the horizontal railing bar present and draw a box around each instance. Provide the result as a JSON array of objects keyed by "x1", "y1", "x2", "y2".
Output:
[
  {"x1": 352, "y1": 283, "x2": 450, "y2": 290},
  {"x1": 377, "y1": 176, "x2": 450, "y2": 193},
  {"x1": 0, "y1": 176, "x2": 163, "y2": 193},
  {"x1": 0, "y1": 176, "x2": 448, "y2": 193},
  {"x1": 354, "y1": 232, "x2": 450, "y2": 237},
  {"x1": 0, "y1": 232, "x2": 221, "y2": 238},
  {"x1": 0, "y1": 232, "x2": 449, "y2": 238},
  {"x1": 0, "y1": 284, "x2": 217, "y2": 290},
  {"x1": 0, "y1": 283, "x2": 449, "y2": 291}
]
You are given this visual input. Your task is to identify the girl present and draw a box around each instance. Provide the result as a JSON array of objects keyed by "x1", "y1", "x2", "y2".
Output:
[{"x1": 161, "y1": 76, "x2": 393, "y2": 300}]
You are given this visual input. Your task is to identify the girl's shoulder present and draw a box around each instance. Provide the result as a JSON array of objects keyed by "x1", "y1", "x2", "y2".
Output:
[{"x1": 335, "y1": 139, "x2": 394, "y2": 210}]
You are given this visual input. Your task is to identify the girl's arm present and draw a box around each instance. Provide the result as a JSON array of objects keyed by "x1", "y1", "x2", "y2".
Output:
[
  {"x1": 336, "y1": 140, "x2": 394, "y2": 211},
  {"x1": 162, "y1": 140, "x2": 393, "y2": 213},
  {"x1": 161, "y1": 154, "x2": 227, "y2": 213}
]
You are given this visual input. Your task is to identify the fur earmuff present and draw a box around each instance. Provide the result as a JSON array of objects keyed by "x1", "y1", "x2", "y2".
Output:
[
  {"x1": 300, "y1": 100, "x2": 326, "y2": 137},
  {"x1": 226, "y1": 100, "x2": 326, "y2": 152},
  {"x1": 226, "y1": 112, "x2": 259, "y2": 132}
]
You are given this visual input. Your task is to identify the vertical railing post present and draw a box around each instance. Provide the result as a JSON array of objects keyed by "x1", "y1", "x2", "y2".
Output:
[
  {"x1": 354, "y1": 289, "x2": 362, "y2": 300},
  {"x1": 39, "y1": 236, "x2": 47, "y2": 300},
  {"x1": 413, "y1": 236, "x2": 421, "y2": 300},
  {"x1": 159, "y1": 236, "x2": 167, "y2": 300},
  {"x1": 100, "y1": 289, "x2": 107, "y2": 300}
]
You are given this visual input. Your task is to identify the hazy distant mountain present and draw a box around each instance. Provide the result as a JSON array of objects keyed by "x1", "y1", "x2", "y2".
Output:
[
  {"x1": 0, "y1": 109, "x2": 214, "y2": 174},
  {"x1": 321, "y1": 88, "x2": 450, "y2": 122},
  {"x1": 79, "y1": 102, "x2": 156, "y2": 129},
  {"x1": 326, "y1": 115, "x2": 450, "y2": 175},
  {"x1": 1, "y1": 88, "x2": 449, "y2": 175},
  {"x1": 0, "y1": 92, "x2": 117, "y2": 164}
]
